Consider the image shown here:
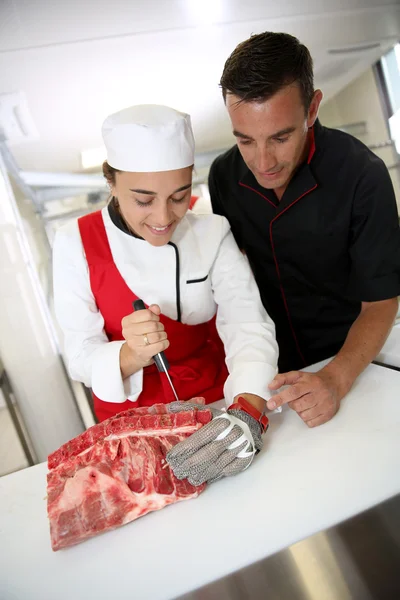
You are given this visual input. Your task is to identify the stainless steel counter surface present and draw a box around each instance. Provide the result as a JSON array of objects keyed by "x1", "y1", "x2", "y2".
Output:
[{"x1": 178, "y1": 493, "x2": 400, "y2": 600}]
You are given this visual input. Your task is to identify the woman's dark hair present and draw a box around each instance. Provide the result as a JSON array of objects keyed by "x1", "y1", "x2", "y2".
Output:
[
  {"x1": 220, "y1": 32, "x2": 314, "y2": 111},
  {"x1": 102, "y1": 161, "x2": 120, "y2": 186}
]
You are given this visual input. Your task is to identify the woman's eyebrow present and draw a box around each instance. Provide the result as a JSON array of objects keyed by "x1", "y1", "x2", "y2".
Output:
[
  {"x1": 173, "y1": 183, "x2": 192, "y2": 193},
  {"x1": 129, "y1": 183, "x2": 192, "y2": 195},
  {"x1": 129, "y1": 188, "x2": 154, "y2": 195}
]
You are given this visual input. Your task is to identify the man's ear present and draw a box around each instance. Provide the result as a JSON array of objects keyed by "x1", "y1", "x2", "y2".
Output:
[{"x1": 307, "y1": 89, "x2": 323, "y2": 128}]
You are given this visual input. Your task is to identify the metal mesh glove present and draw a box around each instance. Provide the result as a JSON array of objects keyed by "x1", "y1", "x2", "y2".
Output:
[
  {"x1": 167, "y1": 400, "x2": 220, "y2": 417},
  {"x1": 166, "y1": 403, "x2": 263, "y2": 486}
]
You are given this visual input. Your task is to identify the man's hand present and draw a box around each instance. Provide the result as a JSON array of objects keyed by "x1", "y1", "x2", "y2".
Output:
[
  {"x1": 265, "y1": 299, "x2": 398, "y2": 427},
  {"x1": 267, "y1": 367, "x2": 349, "y2": 428}
]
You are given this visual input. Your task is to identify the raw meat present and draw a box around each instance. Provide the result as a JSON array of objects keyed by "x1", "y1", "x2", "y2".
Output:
[{"x1": 47, "y1": 403, "x2": 212, "y2": 551}]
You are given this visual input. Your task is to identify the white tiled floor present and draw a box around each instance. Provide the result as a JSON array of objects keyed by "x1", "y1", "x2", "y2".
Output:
[{"x1": 0, "y1": 408, "x2": 29, "y2": 477}]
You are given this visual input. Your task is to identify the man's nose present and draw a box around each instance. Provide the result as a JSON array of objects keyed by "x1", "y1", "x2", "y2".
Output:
[{"x1": 256, "y1": 146, "x2": 278, "y2": 172}]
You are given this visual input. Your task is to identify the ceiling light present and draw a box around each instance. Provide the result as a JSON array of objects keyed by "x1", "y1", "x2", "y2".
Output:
[
  {"x1": 0, "y1": 92, "x2": 39, "y2": 144},
  {"x1": 185, "y1": 0, "x2": 224, "y2": 26},
  {"x1": 328, "y1": 42, "x2": 381, "y2": 55}
]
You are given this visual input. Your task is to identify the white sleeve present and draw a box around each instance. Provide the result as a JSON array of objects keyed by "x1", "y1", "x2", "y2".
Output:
[
  {"x1": 52, "y1": 222, "x2": 143, "y2": 404},
  {"x1": 210, "y1": 218, "x2": 278, "y2": 406}
]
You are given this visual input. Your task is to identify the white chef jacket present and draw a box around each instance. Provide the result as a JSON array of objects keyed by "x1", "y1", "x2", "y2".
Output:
[{"x1": 53, "y1": 206, "x2": 278, "y2": 407}]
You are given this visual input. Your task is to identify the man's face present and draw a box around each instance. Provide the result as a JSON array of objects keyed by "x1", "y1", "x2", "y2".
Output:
[{"x1": 226, "y1": 84, "x2": 321, "y2": 195}]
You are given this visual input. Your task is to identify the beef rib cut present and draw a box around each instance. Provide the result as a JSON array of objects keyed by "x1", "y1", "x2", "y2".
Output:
[{"x1": 47, "y1": 402, "x2": 212, "y2": 551}]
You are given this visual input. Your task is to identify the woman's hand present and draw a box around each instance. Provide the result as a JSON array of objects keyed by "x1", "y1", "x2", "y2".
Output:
[
  {"x1": 166, "y1": 400, "x2": 264, "y2": 485},
  {"x1": 233, "y1": 392, "x2": 266, "y2": 413},
  {"x1": 120, "y1": 304, "x2": 170, "y2": 377}
]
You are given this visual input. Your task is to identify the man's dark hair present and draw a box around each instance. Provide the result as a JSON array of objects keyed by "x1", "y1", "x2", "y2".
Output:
[{"x1": 220, "y1": 32, "x2": 314, "y2": 111}]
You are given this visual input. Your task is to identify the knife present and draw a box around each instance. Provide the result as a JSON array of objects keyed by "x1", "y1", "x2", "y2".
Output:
[{"x1": 133, "y1": 299, "x2": 179, "y2": 402}]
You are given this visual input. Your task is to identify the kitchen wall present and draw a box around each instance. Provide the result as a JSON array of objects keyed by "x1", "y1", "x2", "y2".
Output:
[
  {"x1": 0, "y1": 157, "x2": 85, "y2": 462},
  {"x1": 318, "y1": 66, "x2": 400, "y2": 209}
]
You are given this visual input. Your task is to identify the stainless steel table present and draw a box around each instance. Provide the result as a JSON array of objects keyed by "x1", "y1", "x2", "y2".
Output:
[{"x1": 179, "y1": 494, "x2": 400, "y2": 600}]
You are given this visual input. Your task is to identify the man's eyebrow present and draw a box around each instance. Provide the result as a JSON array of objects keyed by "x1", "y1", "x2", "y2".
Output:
[
  {"x1": 232, "y1": 127, "x2": 296, "y2": 141},
  {"x1": 269, "y1": 127, "x2": 296, "y2": 139},
  {"x1": 129, "y1": 183, "x2": 192, "y2": 195},
  {"x1": 233, "y1": 130, "x2": 253, "y2": 140}
]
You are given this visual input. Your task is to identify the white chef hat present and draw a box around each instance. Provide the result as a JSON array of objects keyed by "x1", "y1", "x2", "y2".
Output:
[{"x1": 102, "y1": 104, "x2": 195, "y2": 172}]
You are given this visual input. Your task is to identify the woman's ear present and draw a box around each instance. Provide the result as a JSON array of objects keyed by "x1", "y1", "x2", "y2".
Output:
[{"x1": 107, "y1": 180, "x2": 116, "y2": 197}]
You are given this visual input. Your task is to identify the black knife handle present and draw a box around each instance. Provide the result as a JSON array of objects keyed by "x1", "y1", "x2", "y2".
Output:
[
  {"x1": 132, "y1": 300, "x2": 170, "y2": 372},
  {"x1": 133, "y1": 299, "x2": 146, "y2": 312}
]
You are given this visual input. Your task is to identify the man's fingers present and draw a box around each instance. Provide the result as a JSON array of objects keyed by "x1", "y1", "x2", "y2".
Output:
[
  {"x1": 267, "y1": 382, "x2": 311, "y2": 410},
  {"x1": 289, "y1": 395, "x2": 317, "y2": 413},
  {"x1": 268, "y1": 371, "x2": 302, "y2": 390},
  {"x1": 304, "y1": 413, "x2": 329, "y2": 428},
  {"x1": 301, "y1": 403, "x2": 340, "y2": 427},
  {"x1": 297, "y1": 405, "x2": 322, "y2": 421}
]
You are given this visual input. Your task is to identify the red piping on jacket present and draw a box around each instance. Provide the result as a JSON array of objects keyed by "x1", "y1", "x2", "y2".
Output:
[
  {"x1": 237, "y1": 126, "x2": 318, "y2": 366},
  {"x1": 238, "y1": 182, "x2": 276, "y2": 208},
  {"x1": 269, "y1": 184, "x2": 318, "y2": 367},
  {"x1": 268, "y1": 126, "x2": 317, "y2": 364}
]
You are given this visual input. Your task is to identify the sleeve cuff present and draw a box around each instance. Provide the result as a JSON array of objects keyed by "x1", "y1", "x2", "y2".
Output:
[
  {"x1": 348, "y1": 273, "x2": 400, "y2": 302},
  {"x1": 223, "y1": 362, "x2": 278, "y2": 408},
  {"x1": 90, "y1": 341, "x2": 143, "y2": 403}
]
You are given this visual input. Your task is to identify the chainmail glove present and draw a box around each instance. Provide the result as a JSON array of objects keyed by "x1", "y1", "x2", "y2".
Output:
[{"x1": 166, "y1": 402, "x2": 263, "y2": 486}]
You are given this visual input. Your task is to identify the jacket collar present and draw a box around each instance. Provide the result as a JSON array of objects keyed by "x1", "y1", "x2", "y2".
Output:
[{"x1": 108, "y1": 197, "x2": 140, "y2": 237}]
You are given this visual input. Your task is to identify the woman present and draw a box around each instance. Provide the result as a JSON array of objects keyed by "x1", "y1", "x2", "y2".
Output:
[{"x1": 53, "y1": 105, "x2": 278, "y2": 483}]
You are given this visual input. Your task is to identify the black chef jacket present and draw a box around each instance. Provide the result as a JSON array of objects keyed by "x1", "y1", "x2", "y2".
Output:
[{"x1": 209, "y1": 119, "x2": 400, "y2": 372}]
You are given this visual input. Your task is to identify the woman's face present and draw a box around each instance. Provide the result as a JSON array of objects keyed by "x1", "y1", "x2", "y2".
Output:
[{"x1": 111, "y1": 166, "x2": 193, "y2": 247}]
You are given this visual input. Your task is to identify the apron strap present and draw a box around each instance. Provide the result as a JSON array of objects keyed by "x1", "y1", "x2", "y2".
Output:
[{"x1": 78, "y1": 210, "x2": 114, "y2": 265}]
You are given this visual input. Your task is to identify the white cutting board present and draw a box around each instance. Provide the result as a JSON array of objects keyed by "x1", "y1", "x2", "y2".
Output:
[{"x1": 1, "y1": 361, "x2": 400, "y2": 600}]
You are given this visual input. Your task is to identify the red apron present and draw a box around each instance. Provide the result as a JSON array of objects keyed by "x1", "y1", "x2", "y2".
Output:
[{"x1": 78, "y1": 211, "x2": 228, "y2": 421}]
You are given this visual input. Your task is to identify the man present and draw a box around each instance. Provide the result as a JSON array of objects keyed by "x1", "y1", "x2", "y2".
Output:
[{"x1": 209, "y1": 31, "x2": 400, "y2": 428}]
